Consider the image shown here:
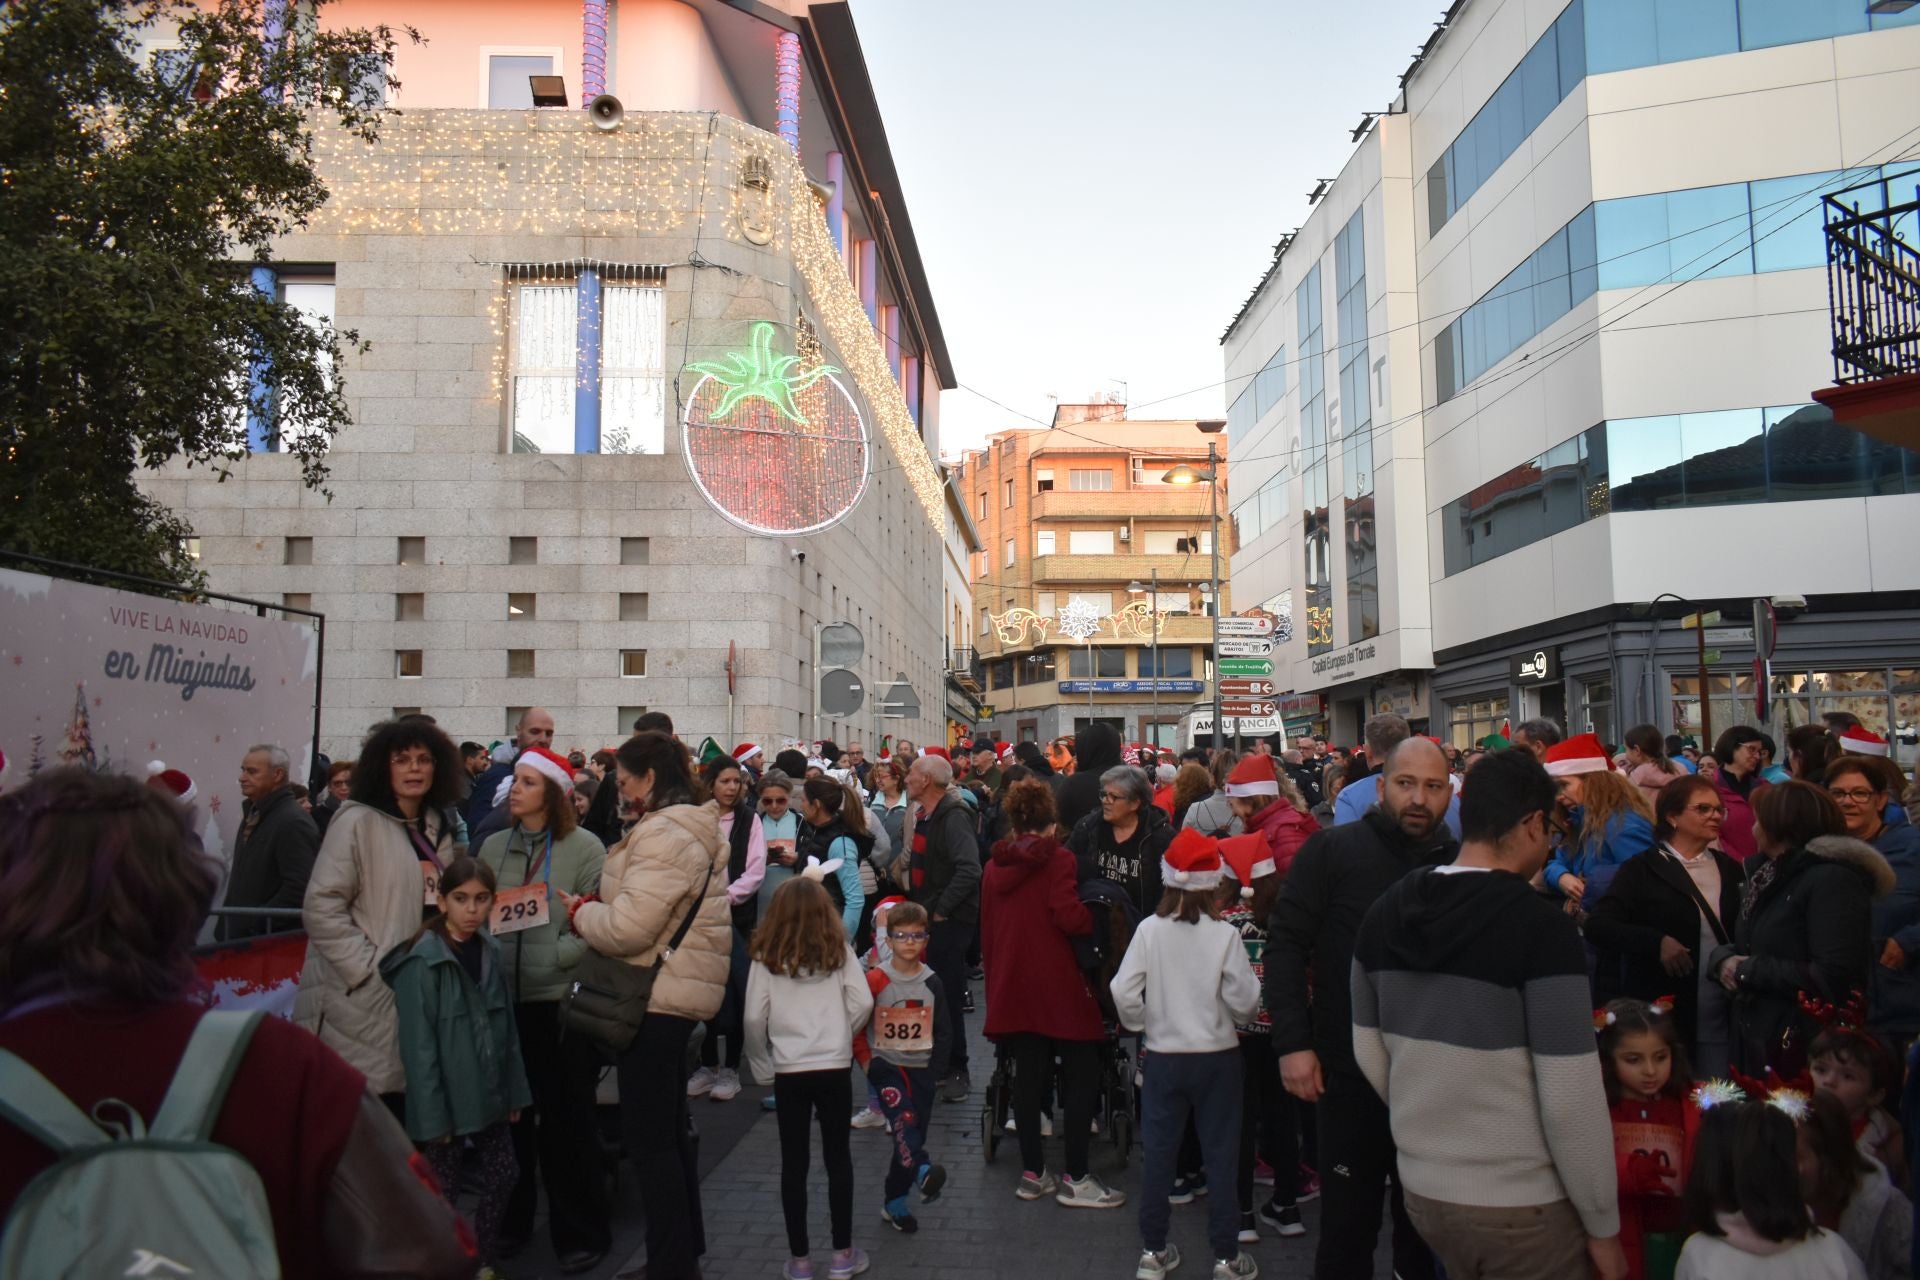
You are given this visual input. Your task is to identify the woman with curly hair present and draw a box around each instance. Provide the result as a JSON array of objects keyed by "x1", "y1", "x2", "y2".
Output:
[{"x1": 295, "y1": 717, "x2": 464, "y2": 1109}]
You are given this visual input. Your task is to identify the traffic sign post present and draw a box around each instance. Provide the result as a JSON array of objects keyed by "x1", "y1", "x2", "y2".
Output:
[
  {"x1": 1220, "y1": 699, "x2": 1278, "y2": 718},
  {"x1": 1219, "y1": 678, "x2": 1277, "y2": 699},
  {"x1": 1217, "y1": 616, "x2": 1275, "y2": 638},
  {"x1": 1216, "y1": 657, "x2": 1274, "y2": 678},
  {"x1": 1216, "y1": 638, "x2": 1274, "y2": 658}
]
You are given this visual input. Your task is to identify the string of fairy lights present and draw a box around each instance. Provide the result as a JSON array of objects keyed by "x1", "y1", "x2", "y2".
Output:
[{"x1": 301, "y1": 108, "x2": 946, "y2": 528}]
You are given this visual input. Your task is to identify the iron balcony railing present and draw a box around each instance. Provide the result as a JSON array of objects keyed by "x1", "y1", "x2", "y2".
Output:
[
  {"x1": 1824, "y1": 172, "x2": 1920, "y2": 385},
  {"x1": 946, "y1": 646, "x2": 983, "y2": 692}
]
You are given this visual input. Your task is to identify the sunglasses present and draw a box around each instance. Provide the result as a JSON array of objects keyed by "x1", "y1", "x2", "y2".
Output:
[
  {"x1": 888, "y1": 930, "x2": 929, "y2": 942},
  {"x1": 760, "y1": 796, "x2": 789, "y2": 807}
]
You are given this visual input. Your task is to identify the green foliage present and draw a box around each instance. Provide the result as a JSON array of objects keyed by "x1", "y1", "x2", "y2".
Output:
[{"x1": 0, "y1": 0, "x2": 416, "y2": 591}]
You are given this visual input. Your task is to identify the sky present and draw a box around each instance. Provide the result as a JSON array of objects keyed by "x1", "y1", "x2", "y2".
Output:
[{"x1": 848, "y1": 0, "x2": 1444, "y2": 458}]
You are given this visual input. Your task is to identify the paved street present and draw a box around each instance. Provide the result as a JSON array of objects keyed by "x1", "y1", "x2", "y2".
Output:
[{"x1": 597, "y1": 978, "x2": 1394, "y2": 1280}]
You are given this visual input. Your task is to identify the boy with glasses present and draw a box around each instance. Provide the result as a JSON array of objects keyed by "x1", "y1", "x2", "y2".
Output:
[{"x1": 852, "y1": 900, "x2": 950, "y2": 1233}]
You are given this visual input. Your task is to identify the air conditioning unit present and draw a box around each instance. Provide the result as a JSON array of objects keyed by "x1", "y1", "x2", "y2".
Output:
[{"x1": 1117, "y1": 527, "x2": 1131, "y2": 543}]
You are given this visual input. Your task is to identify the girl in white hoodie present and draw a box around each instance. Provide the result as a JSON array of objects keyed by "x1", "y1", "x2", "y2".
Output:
[{"x1": 745, "y1": 876, "x2": 876, "y2": 1280}]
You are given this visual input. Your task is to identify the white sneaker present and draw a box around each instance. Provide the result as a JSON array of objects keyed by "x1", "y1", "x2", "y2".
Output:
[
  {"x1": 709, "y1": 1067, "x2": 741, "y2": 1101},
  {"x1": 1135, "y1": 1244, "x2": 1181, "y2": 1279},
  {"x1": 1003, "y1": 1113, "x2": 1055, "y2": 1136},
  {"x1": 1210, "y1": 1251, "x2": 1257, "y2": 1280},
  {"x1": 850, "y1": 1107, "x2": 888, "y2": 1130},
  {"x1": 1055, "y1": 1173, "x2": 1126, "y2": 1209},
  {"x1": 1016, "y1": 1169, "x2": 1058, "y2": 1200},
  {"x1": 685, "y1": 1066, "x2": 716, "y2": 1098}
]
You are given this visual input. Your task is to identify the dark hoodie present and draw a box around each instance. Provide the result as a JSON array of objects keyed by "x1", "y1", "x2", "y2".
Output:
[
  {"x1": 1066, "y1": 803, "x2": 1174, "y2": 916},
  {"x1": 1351, "y1": 864, "x2": 1617, "y2": 1237},
  {"x1": 1057, "y1": 722, "x2": 1122, "y2": 832},
  {"x1": 980, "y1": 833, "x2": 1103, "y2": 1042}
]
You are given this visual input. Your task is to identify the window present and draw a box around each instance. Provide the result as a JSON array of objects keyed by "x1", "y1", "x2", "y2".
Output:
[
  {"x1": 245, "y1": 278, "x2": 336, "y2": 454},
  {"x1": 621, "y1": 650, "x2": 649, "y2": 677},
  {"x1": 618, "y1": 706, "x2": 649, "y2": 734},
  {"x1": 283, "y1": 593, "x2": 311, "y2": 612},
  {"x1": 1298, "y1": 264, "x2": 1332, "y2": 657},
  {"x1": 284, "y1": 537, "x2": 312, "y2": 565},
  {"x1": 1435, "y1": 207, "x2": 1597, "y2": 402},
  {"x1": 1254, "y1": 346, "x2": 1288, "y2": 418},
  {"x1": 989, "y1": 659, "x2": 1015, "y2": 691},
  {"x1": 505, "y1": 707, "x2": 530, "y2": 735},
  {"x1": 1017, "y1": 653, "x2": 1057, "y2": 685},
  {"x1": 977, "y1": 492, "x2": 986, "y2": 520},
  {"x1": 395, "y1": 593, "x2": 424, "y2": 621},
  {"x1": 393, "y1": 707, "x2": 423, "y2": 720},
  {"x1": 1580, "y1": 676, "x2": 1614, "y2": 746},
  {"x1": 1150, "y1": 591, "x2": 1190, "y2": 615},
  {"x1": 486, "y1": 52, "x2": 555, "y2": 109},
  {"x1": 998, "y1": 538, "x2": 1012, "y2": 567},
  {"x1": 619, "y1": 592, "x2": 649, "y2": 621},
  {"x1": 1143, "y1": 531, "x2": 1180, "y2": 555},
  {"x1": 1130, "y1": 458, "x2": 1182, "y2": 488},
  {"x1": 508, "y1": 593, "x2": 536, "y2": 619},
  {"x1": 1036, "y1": 591, "x2": 1057, "y2": 618},
  {"x1": 1441, "y1": 402, "x2": 1920, "y2": 575},
  {"x1": 1067, "y1": 648, "x2": 1128, "y2": 678},
  {"x1": 509, "y1": 536, "x2": 538, "y2": 565},
  {"x1": 397, "y1": 536, "x2": 425, "y2": 565},
  {"x1": 1230, "y1": 470, "x2": 1292, "y2": 545},
  {"x1": 184, "y1": 537, "x2": 202, "y2": 562},
  {"x1": 1067, "y1": 529, "x2": 1116, "y2": 555},
  {"x1": 1035, "y1": 530, "x2": 1056, "y2": 556},
  {"x1": 1066, "y1": 591, "x2": 1114, "y2": 615},
  {"x1": 1036, "y1": 469, "x2": 1055, "y2": 492},
  {"x1": 620, "y1": 536, "x2": 651, "y2": 565},
  {"x1": 511, "y1": 277, "x2": 665, "y2": 455},
  {"x1": 1337, "y1": 209, "x2": 1378, "y2": 645},
  {"x1": 1068, "y1": 469, "x2": 1113, "y2": 491},
  {"x1": 1004, "y1": 479, "x2": 1014, "y2": 508},
  {"x1": 507, "y1": 650, "x2": 536, "y2": 678},
  {"x1": 1446, "y1": 694, "x2": 1512, "y2": 750},
  {"x1": 395, "y1": 650, "x2": 423, "y2": 678},
  {"x1": 1141, "y1": 647, "x2": 1195, "y2": 678}
]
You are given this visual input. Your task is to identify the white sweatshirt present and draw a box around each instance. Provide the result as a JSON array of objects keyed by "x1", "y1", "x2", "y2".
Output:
[
  {"x1": 1110, "y1": 913, "x2": 1261, "y2": 1054},
  {"x1": 742, "y1": 946, "x2": 875, "y2": 1084}
]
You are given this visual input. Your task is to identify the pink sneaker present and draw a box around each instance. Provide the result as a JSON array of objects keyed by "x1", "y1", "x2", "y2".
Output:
[
  {"x1": 1297, "y1": 1163, "x2": 1321, "y2": 1202},
  {"x1": 1252, "y1": 1158, "x2": 1275, "y2": 1185}
]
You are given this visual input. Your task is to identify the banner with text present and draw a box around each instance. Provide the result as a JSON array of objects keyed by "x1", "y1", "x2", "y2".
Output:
[{"x1": 0, "y1": 568, "x2": 321, "y2": 899}]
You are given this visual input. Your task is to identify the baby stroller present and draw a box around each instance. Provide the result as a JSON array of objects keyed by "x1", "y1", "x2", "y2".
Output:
[{"x1": 979, "y1": 876, "x2": 1142, "y2": 1165}]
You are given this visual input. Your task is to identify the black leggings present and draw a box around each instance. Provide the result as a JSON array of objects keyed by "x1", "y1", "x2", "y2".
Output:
[
  {"x1": 617, "y1": 1014, "x2": 705, "y2": 1280},
  {"x1": 775, "y1": 1069, "x2": 855, "y2": 1256},
  {"x1": 1237, "y1": 1036, "x2": 1298, "y2": 1212},
  {"x1": 1005, "y1": 1033, "x2": 1101, "y2": 1180}
]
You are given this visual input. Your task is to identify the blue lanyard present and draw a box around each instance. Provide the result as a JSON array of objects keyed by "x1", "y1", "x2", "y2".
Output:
[{"x1": 513, "y1": 826, "x2": 554, "y2": 886}]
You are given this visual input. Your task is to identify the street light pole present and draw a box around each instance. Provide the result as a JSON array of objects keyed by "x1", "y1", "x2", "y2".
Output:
[
  {"x1": 1208, "y1": 439, "x2": 1221, "y2": 752},
  {"x1": 1150, "y1": 566, "x2": 1159, "y2": 751}
]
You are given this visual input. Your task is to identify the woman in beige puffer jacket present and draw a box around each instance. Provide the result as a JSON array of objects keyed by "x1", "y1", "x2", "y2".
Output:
[{"x1": 561, "y1": 731, "x2": 729, "y2": 1280}]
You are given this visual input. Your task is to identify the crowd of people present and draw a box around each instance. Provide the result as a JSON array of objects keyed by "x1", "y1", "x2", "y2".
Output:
[{"x1": 1, "y1": 703, "x2": 1917, "y2": 1280}]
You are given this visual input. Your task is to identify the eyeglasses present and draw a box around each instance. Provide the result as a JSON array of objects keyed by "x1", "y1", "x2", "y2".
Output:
[
  {"x1": 887, "y1": 930, "x2": 929, "y2": 942},
  {"x1": 1685, "y1": 804, "x2": 1726, "y2": 817},
  {"x1": 1100, "y1": 791, "x2": 1131, "y2": 803},
  {"x1": 1830, "y1": 789, "x2": 1879, "y2": 805}
]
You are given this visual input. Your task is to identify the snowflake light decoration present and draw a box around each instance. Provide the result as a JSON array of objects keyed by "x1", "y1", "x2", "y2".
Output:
[{"x1": 1056, "y1": 600, "x2": 1102, "y2": 643}]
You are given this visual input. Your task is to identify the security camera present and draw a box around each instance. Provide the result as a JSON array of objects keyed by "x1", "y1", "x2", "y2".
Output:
[{"x1": 790, "y1": 549, "x2": 806, "y2": 563}]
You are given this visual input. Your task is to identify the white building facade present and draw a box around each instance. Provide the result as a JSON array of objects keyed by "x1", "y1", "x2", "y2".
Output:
[
  {"x1": 142, "y1": 0, "x2": 957, "y2": 759},
  {"x1": 1226, "y1": 1, "x2": 1920, "y2": 762}
]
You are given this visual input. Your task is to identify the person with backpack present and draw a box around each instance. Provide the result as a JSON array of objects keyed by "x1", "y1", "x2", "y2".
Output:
[
  {"x1": 0, "y1": 767, "x2": 474, "y2": 1280},
  {"x1": 982, "y1": 778, "x2": 1127, "y2": 1211},
  {"x1": 381, "y1": 856, "x2": 531, "y2": 1273},
  {"x1": 1183, "y1": 751, "x2": 1244, "y2": 838}
]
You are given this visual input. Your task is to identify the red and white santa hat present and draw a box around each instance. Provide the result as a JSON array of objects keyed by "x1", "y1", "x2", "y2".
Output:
[
  {"x1": 1840, "y1": 726, "x2": 1889, "y2": 758},
  {"x1": 1225, "y1": 752, "x2": 1280, "y2": 798},
  {"x1": 1161, "y1": 827, "x2": 1226, "y2": 892},
  {"x1": 515, "y1": 745, "x2": 575, "y2": 793},
  {"x1": 1544, "y1": 732, "x2": 1614, "y2": 777},
  {"x1": 996, "y1": 742, "x2": 1014, "y2": 763},
  {"x1": 146, "y1": 760, "x2": 198, "y2": 804},
  {"x1": 1217, "y1": 833, "x2": 1277, "y2": 899},
  {"x1": 733, "y1": 742, "x2": 763, "y2": 766}
]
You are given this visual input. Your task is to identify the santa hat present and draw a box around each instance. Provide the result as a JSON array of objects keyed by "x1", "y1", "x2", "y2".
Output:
[
  {"x1": 733, "y1": 742, "x2": 763, "y2": 766},
  {"x1": 1161, "y1": 828, "x2": 1225, "y2": 892},
  {"x1": 1217, "y1": 833, "x2": 1277, "y2": 898},
  {"x1": 145, "y1": 760, "x2": 198, "y2": 804},
  {"x1": 1840, "y1": 726, "x2": 1890, "y2": 758},
  {"x1": 1225, "y1": 753, "x2": 1280, "y2": 798},
  {"x1": 924, "y1": 746, "x2": 951, "y2": 762},
  {"x1": 516, "y1": 746, "x2": 575, "y2": 793},
  {"x1": 996, "y1": 742, "x2": 1013, "y2": 763},
  {"x1": 1544, "y1": 733, "x2": 1613, "y2": 778}
]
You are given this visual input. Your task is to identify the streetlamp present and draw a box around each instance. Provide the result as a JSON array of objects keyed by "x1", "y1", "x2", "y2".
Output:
[
  {"x1": 1164, "y1": 435, "x2": 1223, "y2": 750},
  {"x1": 1634, "y1": 592, "x2": 1714, "y2": 746},
  {"x1": 1128, "y1": 570, "x2": 1161, "y2": 751}
]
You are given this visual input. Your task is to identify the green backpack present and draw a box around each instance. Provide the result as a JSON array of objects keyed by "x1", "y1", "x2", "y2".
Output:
[{"x1": 0, "y1": 1009, "x2": 282, "y2": 1279}]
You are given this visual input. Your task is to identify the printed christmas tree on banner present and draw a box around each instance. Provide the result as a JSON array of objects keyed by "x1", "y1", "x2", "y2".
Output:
[{"x1": 57, "y1": 684, "x2": 95, "y2": 769}]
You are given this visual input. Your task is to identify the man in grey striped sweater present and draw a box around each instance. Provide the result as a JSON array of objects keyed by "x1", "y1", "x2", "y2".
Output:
[{"x1": 1352, "y1": 748, "x2": 1626, "y2": 1280}]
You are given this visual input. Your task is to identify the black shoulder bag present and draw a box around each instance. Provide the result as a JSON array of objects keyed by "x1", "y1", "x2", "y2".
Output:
[{"x1": 560, "y1": 862, "x2": 713, "y2": 1054}]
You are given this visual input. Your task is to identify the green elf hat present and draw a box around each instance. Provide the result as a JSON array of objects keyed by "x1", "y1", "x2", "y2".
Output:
[
  {"x1": 696, "y1": 736, "x2": 727, "y2": 765},
  {"x1": 1478, "y1": 732, "x2": 1512, "y2": 752}
]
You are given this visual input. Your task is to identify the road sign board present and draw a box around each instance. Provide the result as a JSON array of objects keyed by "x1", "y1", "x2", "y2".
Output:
[
  {"x1": 1219, "y1": 678, "x2": 1277, "y2": 698},
  {"x1": 819, "y1": 621, "x2": 864, "y2": 666},
  {"x1": 820, "y1": 669, "x2": 863, "y2": 715},
  {"x1": 876, "y1": 671, "x2": 921, "y2": 720},
  {"x1": 1216, "y1": 639, "x2": 1274, "y2": 658},
  {"x1": 1220, "y1": 699, "x2": 1278, "y2": 717},
  {"x1": 1217, "y1": 616, "x2": 1275, "y2": 638},
  {"x1": 1217, "y1": 658, "x2": 1274, "y2": 677},
  {"x1": 1679, "y1": 610, "x2": 1722, "y2": 630},
  {"x1": 1702, "y1": 649, "x2": 1722, "y2": 664}
]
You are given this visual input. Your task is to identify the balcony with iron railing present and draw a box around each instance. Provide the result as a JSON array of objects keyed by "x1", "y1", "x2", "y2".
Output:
[
  {"x1": 1030, "y1": 487, "x2": 1217, "y2": 520},
  {"x1": 946, "y1": 646, "x2": 984, "y2": 693},
  {"x1": 1816, "y1": 172, "x2": 1920, "y2": 451},
  {"x1": 1826, "y1": 175, "x2": 1920, "y2": 384}
]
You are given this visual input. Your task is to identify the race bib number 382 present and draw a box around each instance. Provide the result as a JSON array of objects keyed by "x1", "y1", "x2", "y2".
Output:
[
  {"x1": 875, "y1": 1004, "x2": 932, "y2": 1044},
  {"x1": 491, "y1": 882, "x2": 551, "y2": 935}
]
